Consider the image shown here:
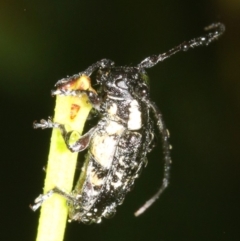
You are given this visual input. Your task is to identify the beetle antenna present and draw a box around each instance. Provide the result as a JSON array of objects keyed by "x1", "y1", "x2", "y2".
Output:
[
  {"x1": 134, "y1": 101, "x2": 172, "y2": 216},
  {"x1": 138, "y1": 22, "x2": 225, "y2": 69}
]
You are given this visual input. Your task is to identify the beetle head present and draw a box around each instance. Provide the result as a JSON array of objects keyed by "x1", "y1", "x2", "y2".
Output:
[{"x1": 96, "y1": 67, "x2": 150, "y2": 100}]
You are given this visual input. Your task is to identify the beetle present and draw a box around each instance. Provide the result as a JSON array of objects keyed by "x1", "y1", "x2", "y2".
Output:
[{"x1": 31, "y1": 23, "x2": 225, "y2": 224}]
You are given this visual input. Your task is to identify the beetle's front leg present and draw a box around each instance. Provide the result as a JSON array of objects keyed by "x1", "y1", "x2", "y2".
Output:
[
  {"x1": 34, "y1": 118, "x2": 96, "y2": 152},
  {"x1": 52, "y1": 89, "x2": 102, "y2": 110},
  {"x1": 55, "y1": 59, "x2": 115, "y2": 87}
]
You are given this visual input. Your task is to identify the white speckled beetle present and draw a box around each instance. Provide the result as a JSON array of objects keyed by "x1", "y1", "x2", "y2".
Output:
[{"x1": 31, "y1": 23, "x2": 225, "y2": 224}]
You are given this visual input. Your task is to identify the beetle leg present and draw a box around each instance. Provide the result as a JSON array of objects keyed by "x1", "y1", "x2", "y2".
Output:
[
  {"x1": 134, "y1": 101, "x2": 172, "y2": 216},
  {"x1": 64, "y1": 127, "x2": 96, "y2": 152},
  {"x1": 33, "y1": 117, "x2": 59, "y2": 129},
  {"x1": 55, "y1": 59, "x2": 115, "y2": 87},
  {"x1": 138, "y1": 22, "x2": 225, "y2": 69},
  {"x1": 51, "y1": 89, "x2": 102, "y2": 110},
  {"x1": 30, "y1": 187, "x2": 75, "y2": 211},
  {"x1": 81, "y1": 58, "x2": 115, "y2": 76},
  {"x1": 33, "y1": 117, "x2": 96, "y2": 152}
]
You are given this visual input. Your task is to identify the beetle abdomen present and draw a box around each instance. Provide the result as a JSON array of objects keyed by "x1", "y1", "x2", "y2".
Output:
[{"x1": 69, "y1": 118, "x2": 145, "y2": 223}]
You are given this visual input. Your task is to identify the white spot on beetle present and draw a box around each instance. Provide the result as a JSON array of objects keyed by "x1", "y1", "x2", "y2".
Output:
[
  {"x1": 111, "y1": 180, "x2": 123, "y2": 188},
  {"x1": 91, "y1": 121, "x2": 124, "y2": 168},
  {"x1": 128, "y1": 100, "x2": 142, "y2": 130},
  {"x1": 108, "y1": 103, "x2": 118, "y2": 115}
]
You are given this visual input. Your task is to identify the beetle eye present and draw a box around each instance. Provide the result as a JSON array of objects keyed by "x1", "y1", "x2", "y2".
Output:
[
  {"x1": 116, "y1": 79, "x2": 128, "y2": 89},
  {"x1": 136, "y1": 85, "x2": 148, "y2": 97}
]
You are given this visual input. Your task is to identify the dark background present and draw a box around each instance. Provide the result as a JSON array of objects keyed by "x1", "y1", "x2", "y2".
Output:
[{"x1": 1, "y1": 1, "x2": 240, "y2": 241}]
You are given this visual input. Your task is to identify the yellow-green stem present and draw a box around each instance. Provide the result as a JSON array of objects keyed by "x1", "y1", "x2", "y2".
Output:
[{"x1": 36, "y1": 93, "x2": 92, "y2": 241}]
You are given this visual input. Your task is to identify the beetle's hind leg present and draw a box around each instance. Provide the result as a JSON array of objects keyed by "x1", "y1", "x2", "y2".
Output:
[{"x1": 30, "y1": 187, "x2": 75, "y2": 211}]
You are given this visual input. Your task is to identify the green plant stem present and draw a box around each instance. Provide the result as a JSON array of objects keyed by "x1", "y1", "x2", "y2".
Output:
[{"x1": 35, "y1": 93, "x2": 92, "y2": 241}]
